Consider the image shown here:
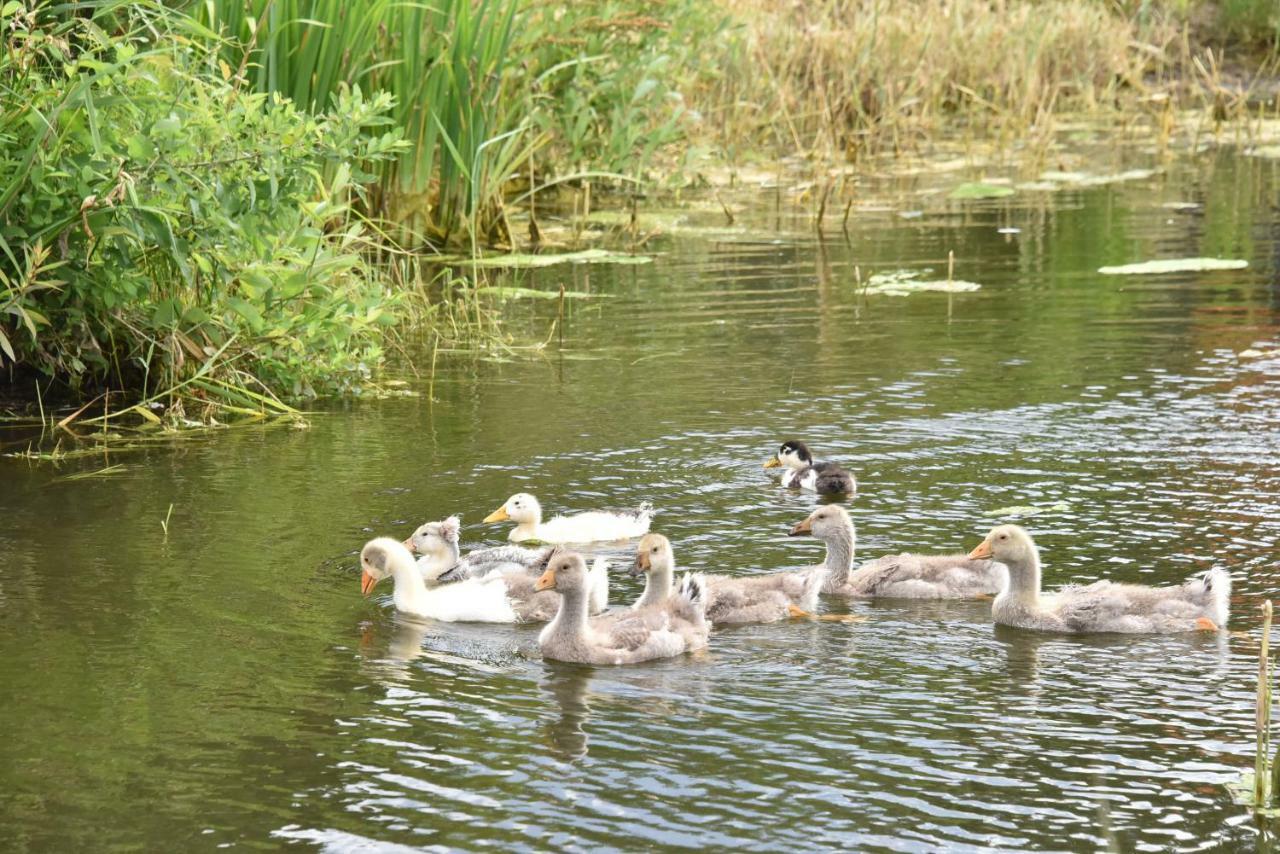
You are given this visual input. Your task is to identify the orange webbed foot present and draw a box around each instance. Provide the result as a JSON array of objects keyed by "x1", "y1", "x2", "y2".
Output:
[{"x1": 1195, "y1": 617, "x2": 1219, "y2": 632}]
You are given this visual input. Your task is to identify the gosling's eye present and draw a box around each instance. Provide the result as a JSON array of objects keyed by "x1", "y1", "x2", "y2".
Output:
[
  {"x1": 999, "y1": 534, "x2": 1007, "y2": 540},
  {"x1": 652, "y1": 547, "x2": 659, "y2": 553}
]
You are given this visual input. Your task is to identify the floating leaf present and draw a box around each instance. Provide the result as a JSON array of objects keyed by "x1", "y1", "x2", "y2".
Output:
[
  {"x1": 1039, "y1": 169, "x2": 1155, "y2": 186},
  {"x1": 985, "y1": 502, "x2": 1070, "y2": 518},
  {"x1": 949, "y1": 182, "x2": 1014, "y2": 200},
  {"x1": 451, "y1": 249, "x2": 653, "y2": 269},
  {"x1": 864, "y1": 269, "x2": 981, "y2": 296},
  {"x1": 473, "y1": 286, "x2": 607, "y2": 301},
  {"x1": 1098, "y1": 258, "x2": 1248, "y2": 275}
]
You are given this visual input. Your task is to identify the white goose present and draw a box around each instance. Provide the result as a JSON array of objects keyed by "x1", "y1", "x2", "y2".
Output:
[{"x1": 360, "y1": 538, "x2": 516, "y2": 622}]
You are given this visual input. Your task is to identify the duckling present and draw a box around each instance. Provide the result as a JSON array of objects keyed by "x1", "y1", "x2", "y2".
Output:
[
  {"x1": 968, "y1": 524, "x2": 1229, "y2": 633},
  {"x1": 536, "y1": 551, "x2": 710, "y2": 665},
  {"x1": 403, "y1": 516, "x2": 550, "y2": 582},
  {"x1": 403, "y1": 516, "x2": 609, "y2": 616},
  {"x1": 484, "y1": 493, "x2": 653, "y2": 544},
  {"x1": 789, "y1": 505, "x2": 1006, "y2": 598},
  {"x1": 359, "y1": 537, "x2": 516, "y2": 623},
  {"x1": 763, "y1": 439, "x2": 856, "y2": 495},
  {"x1": 632, "y1": 533, "x2": 821, "y2": 624}
]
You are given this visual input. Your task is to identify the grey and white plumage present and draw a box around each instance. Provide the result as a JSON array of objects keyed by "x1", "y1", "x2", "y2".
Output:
[
  {"x1": 403, "y1": 516, "x2": 608, "y2": 621},
  {"x1": 789, "y1": 504, "x2": 1007, "y2": 599},
  {"x1": 970, "y1": 524, "x2": 1230, "y2": 633},
  {"x1": 632, "y1": 532, "x2": 820, "y2": 624},
  {"x1": 537, "y1": 551, "x2": 709, "y2": 665}
]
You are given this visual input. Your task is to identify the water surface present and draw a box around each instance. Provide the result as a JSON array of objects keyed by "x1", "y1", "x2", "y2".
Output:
[{"x1": 3, "y1": 147, "x2": 1280, "y2": 851}]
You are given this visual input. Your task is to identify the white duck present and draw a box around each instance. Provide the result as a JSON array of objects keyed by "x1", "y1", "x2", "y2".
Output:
[
  {"x1": 790, "y1": 505, "x2": 1007, "y2": 598},
  {"x1": 968, "y1": 524, "x2": 1230, "y2": 633},
  {"x1": 484, "y1": 492, "x2": 652, "y2": 544},
  {"x1": 632, "y1": 533, "x2": 827, "y2": 624},
  {"x1": 360, "y1": 537, "x2": 516, "y2": 622},
  {"x1": 403, "y1": 516, "x2": 609, "y2": 616},
  {"x1": 536, "y1": 551, "x2": 710, "y2": 665}
]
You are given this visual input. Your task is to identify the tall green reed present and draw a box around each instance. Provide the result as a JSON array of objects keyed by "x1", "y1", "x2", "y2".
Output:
[{"x1": 197, "y1": 0, "x2": 534, "y2": 247}]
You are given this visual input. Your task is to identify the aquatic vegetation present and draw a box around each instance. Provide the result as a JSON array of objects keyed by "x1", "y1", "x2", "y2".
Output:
[
  {"x1": 949, "y1": 182, "x2": 1015, "y2": 200},
  {"x1": 863, "y1": 270, "x2": 981, "y2": 296},
  {"x1": 0, "y1": 2, "x2": 406, "y2": 419},
  {"x1": 1098, "y1": 258, "x2": 1249, "y2": 275},
  {"x1": 457, "y1": 249, "x2": 654, "y2": 269}
]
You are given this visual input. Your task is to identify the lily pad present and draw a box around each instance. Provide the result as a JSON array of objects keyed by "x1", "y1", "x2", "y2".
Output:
[
  {"x1": 949, "y1": 182, "x2": 1015, "y2": 200},
  {"x1": 450, "y1": 249, "x2": 654, "y2": 269},
  {"x1": 1039, "y1": 168, "x2": 1155, "y2": 187},
  {"x1": 1225, "y1": 771, "x2": 1280, "y2": 816},
  {"x1": 864, "y1": 269, "x2": 981, "y2": 296},
  {"x1": 473, "y1": 287, "x2": 607, "y2": 301},
  {"x1": 1098, "y1": 258, "x2": 1248, "y2": 275},
  {"x1": 985, "y1": 502, "x2": 1070, "y2": 518}
]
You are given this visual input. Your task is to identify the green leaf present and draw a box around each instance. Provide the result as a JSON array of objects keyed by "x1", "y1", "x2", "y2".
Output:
[{"x1": 949, "y1": 182, "x2": 1015, "y2": 200}]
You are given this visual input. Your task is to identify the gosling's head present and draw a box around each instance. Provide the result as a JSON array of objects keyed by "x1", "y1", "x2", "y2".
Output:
[
  {"x1": 969, "y1": 524, "x2": 1036, "y2": 568},
  {"x1": 485, "y1": 492, "x2": 541, "y2": 525},
  {"x1": 535, "y1": 550, "x2": 588, "y2": 593},
  {"x1": 764, "y1": 439, "x2": 814, "y2": 471},
  {"x1": 360, "y1": 537, "x2": 411, "y2": 596},
  {"x1": 789, "y1": 503, "x2": 852, "y2": 540},
  {"x1": 403, "y1": 515, "x2": 461, "y2": 554},
  {"x1": 633, "y1": 533, "x2": 674, "y2": 577}
]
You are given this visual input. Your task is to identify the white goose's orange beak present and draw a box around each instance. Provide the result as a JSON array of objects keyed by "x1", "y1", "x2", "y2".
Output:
[
  {"x1": 361, "y1": 570, "x2": 379, "y2": 596},
  {"x1": 968, "y1": 538, "x2": 994, "y2": 560},
  {"x1": 484, "y1": 506, "x2": 510, "y2": 523},
  {"x1": 402, "y1": 537, "x2": 416, "y2": 552},
  {"x1": 535, "y1": 568, "x2": 556, "y2": 591}
]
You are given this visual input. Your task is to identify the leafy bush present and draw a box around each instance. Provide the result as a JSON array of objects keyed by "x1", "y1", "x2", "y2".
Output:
[{"x1": 0, "y1": 1, "x2": 405, "y2": 405}]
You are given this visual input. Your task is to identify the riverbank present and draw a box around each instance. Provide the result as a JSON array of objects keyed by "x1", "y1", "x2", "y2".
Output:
[{"x1": 1, "y1": 0, "x2": 1276, "y2": 432}]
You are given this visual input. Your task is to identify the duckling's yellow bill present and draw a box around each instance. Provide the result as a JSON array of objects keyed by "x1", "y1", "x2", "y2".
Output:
[
  {"x1": 361, "y1": 570, "x2": 379, "y2": 596},
  {"x1": 535, "y1": 568, "x2": 556, "y2": 591},
  {"x1": 401, "y1": 538, "x2": 416, "y2": 552},
  {"x1": 484, "y1": 506, "x2": 509, "y2": 523},
  {"x1": 763, "y1": 456, "x2": 782, "y2": 469},
  {"x1": 968, "y1": 539, "x2": 994, "y2": 560}
]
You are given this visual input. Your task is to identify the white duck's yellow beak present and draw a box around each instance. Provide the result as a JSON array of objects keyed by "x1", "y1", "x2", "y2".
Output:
[{"x1": 484, "y1": 506, "x2": 510, "y2": 523}]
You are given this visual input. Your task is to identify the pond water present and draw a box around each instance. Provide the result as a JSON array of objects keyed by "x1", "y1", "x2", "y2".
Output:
[{"x1": 3, "y1": 145, "x2": 1280, "y2": 851}]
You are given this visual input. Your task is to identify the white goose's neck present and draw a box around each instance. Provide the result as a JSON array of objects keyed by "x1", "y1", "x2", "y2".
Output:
[
  {"x1": 390, "y1": 555, "x2": 432, "y2": 613},
  {"x1": 1001, "y1": 546, "x2": 1042, "y2": 607},
  {"x1": 543, "y1": 585, "x2": 590, "y2": 643},
  {"x1": 820, "y1": 522, "x2": 856, "y2": 592},
  {"x1": 635, "y1": 562, "x2": 674, "y2": 609}
]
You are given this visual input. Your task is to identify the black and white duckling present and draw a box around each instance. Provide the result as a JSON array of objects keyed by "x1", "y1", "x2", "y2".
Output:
[{"x1": 763, "y1": 439, "x2": 856, "y2": 495}]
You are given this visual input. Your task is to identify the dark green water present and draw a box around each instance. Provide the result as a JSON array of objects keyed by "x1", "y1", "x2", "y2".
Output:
[{"x1": 3, "y1": 147, "x2": 1280, "y2": 851}]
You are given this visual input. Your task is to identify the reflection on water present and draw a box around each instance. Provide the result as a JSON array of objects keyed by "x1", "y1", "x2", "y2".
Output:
[{"x1": 1, "y1": 148, "x2": 1279, "y2": 849}]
